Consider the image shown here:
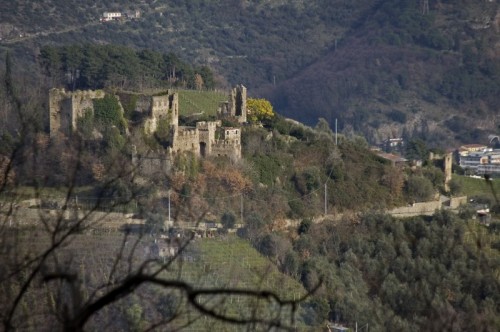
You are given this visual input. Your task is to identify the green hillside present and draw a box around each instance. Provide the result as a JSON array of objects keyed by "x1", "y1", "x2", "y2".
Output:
[
  {"x1": 453, "y1": 175, "x2": 500, "y2": 203},
  {"x1": 9, "y1": 232, "x2": 310, "y2": 330}
]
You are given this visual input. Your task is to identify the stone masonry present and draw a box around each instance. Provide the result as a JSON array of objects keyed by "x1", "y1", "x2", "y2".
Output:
[
  {"x1": 49, "y1": 88, "x2": 105, "y2": 137},
  {"x1": 124, "y1": 91, "x2": 179, "y2": 134},
  {"x1": 49, "y1": 86, "x2": 245, "y2": 162},
  {"x1": 218, "y1": 84, "x2": 247, "y2": 123}
]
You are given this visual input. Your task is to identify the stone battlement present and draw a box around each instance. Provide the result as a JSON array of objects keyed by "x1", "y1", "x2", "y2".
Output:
[{"x1": 178, "y1": 128, "x2": 198, "y2": 136}]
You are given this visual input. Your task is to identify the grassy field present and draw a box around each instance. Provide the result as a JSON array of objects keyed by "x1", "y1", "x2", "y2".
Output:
[
  {"x1": 163, "y1": 236, "x2": 309, "y2": 329},
  {"x1": 184, "y1": 237, "x2": 305, "y2": 299},
  {"x1": 453, "y1": 175, "x2": 500, "y2": 203},
  {"x1": 453, "y1": 175, "x2": 500, "y2": 274},
  {"x1": 177, "y1": 90, "x2": 228, "y2": 116}
]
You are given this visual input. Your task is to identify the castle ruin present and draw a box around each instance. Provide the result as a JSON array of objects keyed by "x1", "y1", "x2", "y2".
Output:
[
  {"x1": 48, "y1": 86, "x2": 246, "y2": 162},
  {"x1": 124, "y1": 91, "x2": 179, "y2": 134},
  {"x1": 49, "y1": 88, "x2": 105, "y2": 137}
]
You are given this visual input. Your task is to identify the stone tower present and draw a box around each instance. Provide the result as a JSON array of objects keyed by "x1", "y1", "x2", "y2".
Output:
[
  {"x1": 218, "y1": 84, "x2": 247, "y2": 123},
  {"x1": 142, "y1": 91, "x2": 179, "y2": 134},
  {"x1": 444, "y1": 152, "x2": 453, "y2": 192}
]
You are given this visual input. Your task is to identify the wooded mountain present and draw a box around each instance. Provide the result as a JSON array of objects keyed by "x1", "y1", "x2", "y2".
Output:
[{"x1": 1, "y1": 0, "x2": 499, "y2": 147}]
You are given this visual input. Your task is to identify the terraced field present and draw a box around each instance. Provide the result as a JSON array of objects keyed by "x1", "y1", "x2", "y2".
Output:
[
  {"x1": 5, "y1": 231, "x2": 310, "y2": 331},
  {"x1": 177, "y1": 90, "x2": 228, "y2": 116}
]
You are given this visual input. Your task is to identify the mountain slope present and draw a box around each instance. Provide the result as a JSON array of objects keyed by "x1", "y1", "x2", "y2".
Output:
[
  {"x1": 261, "y1": 0, "x2": 500, "y2": 146},
  {"x1": 1, "y1": 0, "x2": 499, "y2": 147}
]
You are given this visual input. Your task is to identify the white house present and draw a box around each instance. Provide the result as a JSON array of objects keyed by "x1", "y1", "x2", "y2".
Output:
[{"x1": 101, "y1": 12, "x2": 122, "y2": 22}]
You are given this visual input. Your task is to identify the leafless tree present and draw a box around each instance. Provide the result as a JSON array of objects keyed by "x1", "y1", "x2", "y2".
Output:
[{"x1": 0, "y1": 54, "x2": 319, "y2": 332}]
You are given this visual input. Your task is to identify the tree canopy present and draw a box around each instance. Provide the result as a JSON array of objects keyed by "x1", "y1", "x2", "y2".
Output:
[
  {"x1": 247, "y1": 98, "x2": 274, "y2": 123},
  {"x1": 39, "y1": 44, "x2": 217, "y2": 91}
]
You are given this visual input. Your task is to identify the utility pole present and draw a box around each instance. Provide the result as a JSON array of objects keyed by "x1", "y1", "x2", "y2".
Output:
[
  {"x1": 324, "y1": 183, "x2": 327, "y2": 215},
  {"x1": 335, "y1": 118, "x2": 338, "y2": 145},
  {"x1": 240, "y1": 193, "x2": 244, "y2": 222},
  {"x1": 168, "y1": 190, "x2": 171, "y2": 224},
  {"x1": 421, "y1": 0, "x2": 429, "y2": 15}
]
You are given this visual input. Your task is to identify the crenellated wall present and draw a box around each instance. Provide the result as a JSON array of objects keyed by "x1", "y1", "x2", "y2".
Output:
[
  {"x1": 211, "y1": 140, "x2": 241, "y2": 161},
  {"x1": 172, "y1": 127, "x2": 200, "y2": 155},
  {"x1": 209, "y1": 127, "x2": 242, "y2": 161}
]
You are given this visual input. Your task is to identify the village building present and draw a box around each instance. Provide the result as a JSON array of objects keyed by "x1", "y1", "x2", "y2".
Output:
[
  {"x1": 458, "y1": 144, "x2": 489, "y2": 156},
  {"x1": 376, "y1": 152, "x2": 408, "y2": 167},
  {"x1": 101, "y1": 12, "x2": 122, "y2": 22},
  {"x1": 381, "y1": 137, "x2": 404, "y2": 153},
  {"x1": 457, "y1": 143, "x2": 500, "y2": 175}
]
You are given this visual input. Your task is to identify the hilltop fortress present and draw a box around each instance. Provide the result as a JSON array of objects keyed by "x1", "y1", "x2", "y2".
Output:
[{"x1": 49, "y1": 85, "x2": 247, "y2": 162}]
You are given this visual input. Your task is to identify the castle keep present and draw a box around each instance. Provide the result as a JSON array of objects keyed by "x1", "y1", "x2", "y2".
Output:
[{"x1": 48, "y1": 86, "x2": 246, "y2": 162}]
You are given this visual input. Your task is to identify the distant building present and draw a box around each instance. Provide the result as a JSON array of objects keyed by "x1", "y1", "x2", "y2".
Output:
[
  {"x1": 124, "y1": 10, "x2": 141, "y2": 19},
  {"x1": 458, "y1": 144, "x2": 489, "y2": 155},
  {"x1": 458, "y1": 144, "x2": 500, "y2": 175},
  {"x1": 376, "y1": 152, "x2": 407, "y2": 167},
  {"x1": 385, "y1": 137, "x2": 404, "y2": 148},
  {"x1": 101, "y1": 12, "x2": 122, "y2": 22},
  {"x1": 477, "y1": 151, "x2": 500, "y2": 175}
]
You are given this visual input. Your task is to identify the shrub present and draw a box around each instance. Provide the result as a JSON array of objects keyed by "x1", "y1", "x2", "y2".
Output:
[
  {"x1": 405, "y1": 175, "x2": 434, "y2": 202},
  {"x1": 221, "y1": 211, "x2": 236, "y2": 232},
  {"x1": 93, "y1": 94, "x2": 126, "y2": 132}
]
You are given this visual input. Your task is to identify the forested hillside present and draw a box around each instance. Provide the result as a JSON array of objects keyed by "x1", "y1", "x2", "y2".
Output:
[
  {"x1": 1, "y1": 31, "x2": 500, "y2": 330},
  {"x1": 1, "y1": 0, "x2": 499, "y2": 145},
  {"x1": 39, "y1": 44, "x2": 215, "y2": 90},
  {"x1": 263, "y1": 0, "x2": 500, "y2": 147}
]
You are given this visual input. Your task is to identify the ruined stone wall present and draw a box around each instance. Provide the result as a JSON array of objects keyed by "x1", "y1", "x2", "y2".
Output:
[
  {"x1": 206, "y1": 126, "x2": 242, "y2": 160},
  {"x1": 232, "y1": 84, "x2": 247, "y2": 123},
  {"x1": 134, "y1": 95, "x2": 153, "y2": 113},
  {"x1": 151, "y1": 96, "x2": 170, "y2": 119},
  {"x1": 142, "y1": 92, "x2": 178, "y2": 133},
  {"x1": 151, "y1": 92, "x2": 179, "y2": 126},
  {"x1": 167, "y1": 93, "x2": 179, "y2": 127},
  {"x1": 210, "y1": 140, "x2": 241, "y2": 161},
  {"x1": 222, "y1": 128, "x2": 241, "y2": 143},
  {"x1": 49, "y1": 88, "x2": 105, "y2": 137},
  {"x1": 218, "y1": 84, "x2": 247, "y2": 123},
  {"x1": 449, "y1": 196, "x2": 467, "y2": 209},
  {"x1": 388, "y1": 200, "x2": 442, "y2": 217},
  {"x1": 135, "y1": 154, "x2": 172, "y2": 177}
]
